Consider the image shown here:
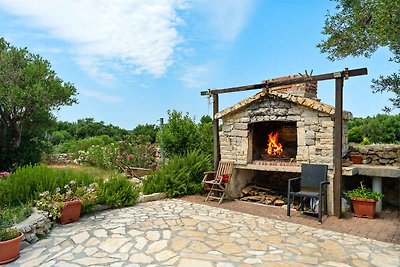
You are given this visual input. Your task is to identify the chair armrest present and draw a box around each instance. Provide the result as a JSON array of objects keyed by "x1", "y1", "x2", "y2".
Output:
[
  {"x1": 288, "y1": 177, "x2": 301, "y2": 186},
  {"x1": 202, "y1": 171, "x2": 216, "y2": 183},
  {"x1": 319, "y1": 181, "x2": 330, "y2": 192}
]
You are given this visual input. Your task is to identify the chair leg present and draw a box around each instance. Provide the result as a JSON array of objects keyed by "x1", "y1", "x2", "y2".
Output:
[
  {"x1": 205, "y1": 184, "x2": 215, "y2": 202},
  {"x1": 318, "y1": 194, "x2": 322, "y2": 223},
  {"x1": 324, "y1": 193, "x2": 328, "y2": 215},
  {"x1": 287, "y1": 193, "x2": 291, "y2": 217}
]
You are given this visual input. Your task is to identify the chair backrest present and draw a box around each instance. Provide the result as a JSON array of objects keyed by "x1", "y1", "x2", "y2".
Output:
[
  {"x1": 300, "y1": 163, "x2": 328, "y2": 189},
  {"x1": 216, "y1": 161, "x2": 234, "y2": 177}
]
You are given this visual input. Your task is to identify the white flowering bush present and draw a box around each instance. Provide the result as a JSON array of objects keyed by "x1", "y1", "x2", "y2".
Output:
[{"x1": 35, "y1": 180, "x2": 98, "y2": 220}]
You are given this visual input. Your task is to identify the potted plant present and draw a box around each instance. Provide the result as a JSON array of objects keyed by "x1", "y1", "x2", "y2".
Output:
[
  {"x1": 35, "y1": 180, "x2": 98, "y2": 224},
  {"x1": 0, "y1": 226, "x2": 24, "y2": 264},
  {"x1": 344, "y1": 182, "x2": 383, "y2": 219},
  {"x1": 350, "y1": 154, "x2": 363, "y2": 164}
]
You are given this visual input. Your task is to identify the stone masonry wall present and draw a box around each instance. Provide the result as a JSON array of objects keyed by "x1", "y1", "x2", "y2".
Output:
[
  {"x1": 220, "y1": 96, "x2": 349, "y2": 215},
  {"x1": 349, "y1": 144, "x2": 400, "y2": 166},
  {"x1": 220, "y1": 96, "x2": 348, "y2": 167},
  {"x1": 45, "y1": 153, "x2": 74, "y2": 165}
]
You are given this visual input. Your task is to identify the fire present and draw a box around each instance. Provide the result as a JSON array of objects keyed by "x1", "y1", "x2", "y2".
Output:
[{"x1": 266, "y1": 132, "x2": 283, "y2": 156}]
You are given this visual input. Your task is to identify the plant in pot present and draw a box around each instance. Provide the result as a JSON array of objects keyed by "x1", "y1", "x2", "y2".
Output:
[
  {"x1": 0, "y1": 223, "x2": 24, "y2": 264},
  {"x1": 349, "y1": 154, "x2": 363, "y2": 164},
  {"x1": 35, "y1": 180, "x2": 98, "y2": 224},
  {"x1": 344, "y1": 181, "x2": 384, "y2": 219}
]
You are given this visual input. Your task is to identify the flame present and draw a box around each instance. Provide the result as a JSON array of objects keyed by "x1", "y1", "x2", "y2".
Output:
[{"x1": 266, "y1": 132, "x2": 283, "y2": 156}]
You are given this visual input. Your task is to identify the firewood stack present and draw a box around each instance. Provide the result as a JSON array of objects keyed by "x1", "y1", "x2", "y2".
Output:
[{"x1": 239, "y1": 185, "x2": 286, "y2": 206}]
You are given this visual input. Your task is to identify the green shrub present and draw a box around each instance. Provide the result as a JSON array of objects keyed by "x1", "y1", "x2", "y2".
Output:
[
  {"x1": 348, "y1": 114, "x2": 400, "y2": 144},
  {"x1": 142, "y1": 150, "x2": 211, "y2": 197},
  {"x1": 76, "y1": 136, "x2": 157, "y2": 171},
  {"x1": 54, "y1": 135, "x2": 115, "y2": 154},
  {"x1": 97, "y1": 177, "x2": 139, "y2": 208},
  {"x1": 0, "y1": 165, "x2": 98, "y2": 208},
  {"x1": 0, "y1": 204, "x2": 32, "y2": 228}
]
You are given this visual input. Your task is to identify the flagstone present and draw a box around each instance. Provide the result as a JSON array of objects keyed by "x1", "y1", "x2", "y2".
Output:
[
  {"x1": 71, "y1": 231, "x2": 90, "y2": 244},
  {"x1": 154, "y1": 250, "x2": 177, "y2": 262},
  {"x1": 99, "y1": 237, "x2": 130, "y2": 253},
  {"x1": 146, "y1": 230, "x2": 161, "y2": 241},
  {"x1": 145, "y1": 240, "x2": 168, "y2": 254},
  {"x1": 93, "y1": 228, "x2": 108, "y2": 238},
  {"x1": 129, "y1": 253, "x2": 154, "y2": 264}
]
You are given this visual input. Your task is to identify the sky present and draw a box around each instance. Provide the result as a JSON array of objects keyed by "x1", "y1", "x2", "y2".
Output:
[{"x1": 0, "y1": 0, "x2": 398, "y2": 130}]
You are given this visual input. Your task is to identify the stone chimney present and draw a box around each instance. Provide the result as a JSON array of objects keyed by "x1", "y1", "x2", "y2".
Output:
[{"x1": 264, "y1": 75, "x2": 318, "y2": 99}]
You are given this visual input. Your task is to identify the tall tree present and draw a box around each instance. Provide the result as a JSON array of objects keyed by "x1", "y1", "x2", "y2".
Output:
[
  {"x1": 0, "y1": 38, "x2": 77, "y2": 168},
  {"x1": 317, "y1": 0, "x2": 400, "y2": 111}
]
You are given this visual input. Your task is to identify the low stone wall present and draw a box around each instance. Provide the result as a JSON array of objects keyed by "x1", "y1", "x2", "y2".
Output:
[
  {"x1": 45, "y1": 153, "x2": 75, "y2": 165},
  {"x1": 349, "y1": 144, "x2": 400, "y2": 166},
  {"x1": 14, "y1": 210, "x2": 52, "y2": 248}
]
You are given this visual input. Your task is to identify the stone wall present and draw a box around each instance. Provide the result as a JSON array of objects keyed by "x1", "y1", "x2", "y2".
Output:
[
  {"x1": 220, "y1": 96, "x2": 348, "y2": 167},
  {"x1": 14, "y1": 210, "x2": 52, "y2": 248},
  {"x1": 349, "y1": 144, "x2": 400, "y2": 166},
  {"x1": 45, "y1": 153, "x2": 74, "y2": 165}
]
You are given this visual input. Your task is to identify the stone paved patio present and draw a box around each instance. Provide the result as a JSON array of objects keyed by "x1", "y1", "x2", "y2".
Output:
[{"x1": 9, "y1": 199, "x2": 400, "y2": 267}]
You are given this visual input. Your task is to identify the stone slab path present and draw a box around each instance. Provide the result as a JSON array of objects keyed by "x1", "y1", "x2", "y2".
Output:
[{"x1": 9, "y1": 199, "x2": 400, "y2": 267}]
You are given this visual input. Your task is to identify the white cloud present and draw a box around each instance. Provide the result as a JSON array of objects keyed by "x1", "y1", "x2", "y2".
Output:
[
  {"x1": 192, "y1": 0, "x2": 256, "y2": 42},
  {"x1": 81, "y1": 90, "x2": 123, "y2": 104},
  {"x1": 180, "y1": 63, "x2": 214, "y2": 88},
  {"x1": 0, "y1": 0, "x2": 185, "y2": 78}
]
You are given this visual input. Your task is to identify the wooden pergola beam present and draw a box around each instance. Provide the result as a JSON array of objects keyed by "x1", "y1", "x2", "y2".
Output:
[{"x1": 201, "y1": 68, "x2": 367, "y2": 96}]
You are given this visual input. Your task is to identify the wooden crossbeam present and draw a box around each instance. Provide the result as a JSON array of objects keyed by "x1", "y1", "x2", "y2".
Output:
[{"x1": 200, "y1": 68, "x2": 367, "y2": 96}]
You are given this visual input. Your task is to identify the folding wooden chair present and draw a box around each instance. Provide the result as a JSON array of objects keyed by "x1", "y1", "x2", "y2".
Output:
[{"x1": 202, "y1": 161, "x2": 234, "y2": 204}]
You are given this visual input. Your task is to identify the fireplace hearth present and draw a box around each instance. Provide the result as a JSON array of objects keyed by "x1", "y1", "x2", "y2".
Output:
[{"x1": 249, "y1": 121, "x2": 297, "y2": 162}]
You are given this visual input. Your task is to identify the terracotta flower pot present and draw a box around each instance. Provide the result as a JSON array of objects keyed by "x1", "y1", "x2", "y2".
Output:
[
  {"x1": 59, "y1": 199, "x2": 82, "y2": 225},
  {"x1": 351, "y1": 198, "x2": 377, "y2": 219},
  {"x1": 0, "y1": 232, "x2": 24, "y2": 265},
  {"x1": 350, "y1": 154, "x2": 363, "y2": 164}
]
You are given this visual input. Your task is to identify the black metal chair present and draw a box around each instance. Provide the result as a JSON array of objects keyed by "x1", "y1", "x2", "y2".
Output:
[{"x1": 287, "y1": 164, "x2": 329, "y2": 223}]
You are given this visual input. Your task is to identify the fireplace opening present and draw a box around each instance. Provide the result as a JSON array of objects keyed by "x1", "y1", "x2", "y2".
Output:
[{"x1": 249, "y1": 121, "x2": 297, "y2": 162}]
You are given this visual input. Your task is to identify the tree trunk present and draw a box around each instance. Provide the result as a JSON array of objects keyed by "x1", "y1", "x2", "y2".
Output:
[{"x1": 10, "y1": 120, "x2": 22, "y2": 149}]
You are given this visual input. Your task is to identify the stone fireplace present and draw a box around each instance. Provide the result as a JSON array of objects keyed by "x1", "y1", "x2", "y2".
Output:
[{"x1": 216, "y1": 76, "x2": 351, "y2": 215}]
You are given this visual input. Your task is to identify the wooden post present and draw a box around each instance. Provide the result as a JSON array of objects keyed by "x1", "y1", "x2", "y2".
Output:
[
  {"x1": 334, "y1": 77, "x2": 344, "y2": 217},
  {"x1": 213, "y1": 94, "x2": 221, "y2": 171}
]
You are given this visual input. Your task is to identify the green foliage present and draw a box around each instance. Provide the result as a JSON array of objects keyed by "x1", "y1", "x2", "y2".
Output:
[
  {"x1": 0, "y1": 165, "x2": 98, "y2": 208},
  {"x1": 49, "y1": 130, "x2": 73, "y2": 145},
  {"x1": 54, "y1": 135, "x2": 115, "y2": 154},
  {"x1": 0, "y1": 228, "x2": 20, "y2": 242},
  {"x1": 131, "y1": 124, "x2": 159, "y2": 144},
  {"x1": 0, "y1": 204, "x2": 31, "y2": 241},
  {"x1": 0, "y1": 205, "x2": 32, "y2": 228},
  {"x1": 158, "y1": 111, "x2": 199, "y2": 157},
  {"x1": 0, "y1": 38, "x2": 77, "y2": 170},
  {"x1": 348, "y1": 114, "x2": 400, "y2": 143},
  {"x1": 97, "y1": 177, "x2": 139, "y2": 208},
  {"x1": 76, "y1": 135, "x2": 157, "y2": 171},
  {"x1": 142, "y1": 150, "x2": 212, "y2": 197},
  {"x1": 344, "y1": 181, "x2": 384, "y2": 200},
  {"x1": 318, "y1": 0, "x2": 400, "y2": 111},
  {"x1": 158, "y1": 110, "x2": 213, "y2": 158},
  {"x1": 197, "y1": 117, "x2": 214, "y2": 157}
]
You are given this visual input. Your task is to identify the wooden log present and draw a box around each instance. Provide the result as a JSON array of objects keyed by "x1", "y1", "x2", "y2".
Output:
[{"x1": 241, "y1": 185, "x2": 254, "y2": 195}]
